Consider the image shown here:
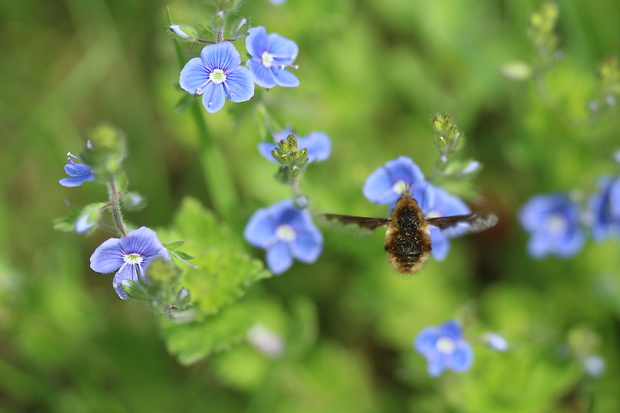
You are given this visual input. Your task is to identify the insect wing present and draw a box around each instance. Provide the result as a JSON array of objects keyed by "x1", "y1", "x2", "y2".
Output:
[
  {"x1": 426, "y1": 212, "x2": 498, "y2": 237},
  {"x1": 317, "y1": 214, "x2": 390, "y2": 237}
]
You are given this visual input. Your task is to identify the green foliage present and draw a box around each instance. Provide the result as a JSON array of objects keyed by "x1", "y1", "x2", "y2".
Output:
[
  {"x1": 3, "y1": 0, "x2": 620, "y2": 411},
  {"x1": 157, "y1": 197, "x2": 270, "y2": 363}
]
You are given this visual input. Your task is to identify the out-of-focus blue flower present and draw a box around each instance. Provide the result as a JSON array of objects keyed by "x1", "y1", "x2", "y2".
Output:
[
  {"x1": 258, "y1": 128, "x2": 331, "y2": 164},
  {"x1": 588, "y1": 175, "x2": 620, "y2": 241},
  {"x1": 414, "y1": 320, "x2": 474, "y2": 377},
  {"x1": 244, "y1": 199, "x2": 322, "y2": 274},
  {"x1": 269, "y1": 0, "x2": 287, "y2": 4},
  {"x1": 583, "y1": 355, "x2": 605, "y2": 377},
  {"x1": 59, "y1": 155, "x2": 95, "y2": 187},
  {"x1": 484, "y1": 332, "x2": 509, "y2": 351},
  {"x1": 363, "y1": 156, "x2": 428, "y2": 209},
  {"x1": 519, "y1": 192, "x2": 585, "y2": 258},
  {"x1": 179, "y1": 42, "x2": 254, "y2": 113},
  {"x1": 90, "y1": 227, "x2": 171, "y2": 299},
  {"x1": 424, "y1": 185, "x2": 471, "y2": 261},
  {"x1": 245, "y1": 26, "x2": 299, "y2": 88}
]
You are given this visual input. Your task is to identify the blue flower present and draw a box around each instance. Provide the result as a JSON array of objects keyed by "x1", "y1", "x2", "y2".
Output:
[
  {"x1": 59, "y1": 155, "x2": 95, "y2": 187},
  {"x1": 588, "y1": 175, "x2": 620, "y2": 241},
  {"x1": 414, "y1": 320, "x2": 474, "y2": 377},
  {"x1": 363, "y1": 156, "x2": 428, "y2": 210},
  {"x1": 258, "y1": 128, "x2": 331, "y2": 164},
  {"x1": 245, "y1": 26, "x2": 299, "y2": 88},
  {"x1": 179, "y1": 42, "x2": 254, "y2": 113},
  {"x1": 484, "y1": 332, "x2": 509, "y2": 351},
  {"x1": 519, "y1": 192, "x2": 585, "y2": 258},
  {"x1": 269, "y1": 0, "x2": 287, "y2": 4},
  {"x1": 90, "y1": 227, "x2": 171, "y2": 299},
  {"x1": 424, "y1": 185, "x2": 471, "y2": 261},
  {"x1": 244, "y1": 200, "x2": 323, "y2": 274}
]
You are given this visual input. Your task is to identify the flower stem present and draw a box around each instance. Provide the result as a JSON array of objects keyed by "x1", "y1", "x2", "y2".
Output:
[
  {"x1": 107, "y1": 181, "x2": 127, "y2": 236},
  {"x1": 167, "y1": 7, "x2": 238, "y2": 224}
]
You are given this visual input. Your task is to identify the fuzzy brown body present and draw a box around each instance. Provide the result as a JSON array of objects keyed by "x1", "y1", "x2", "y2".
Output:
[{"x1": 384, "y1": 193, "x2": 431, "y2": 274}]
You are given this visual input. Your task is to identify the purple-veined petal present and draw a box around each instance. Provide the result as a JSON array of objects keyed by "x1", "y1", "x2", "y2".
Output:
[
  {"x1": 118, "y1": 227, "x2": 166, "y2": 257},
  {"x1": 439, "y1": 320, "x2": 462, "y2": 340},
  {"x1": 266, "y1": 241, "x2": 293, "y2": 274},
  {"x1": 258, "y1": 142, "x2": 279, "y2": 163},
  {"x1": 266, "y1": 33, "x2": 298, "y2": 65},
  {"x1": 179, "y1": 57, "x2": 209, "y2": 95},
  {"x1": 384, "y1": 156, "x2": 425, "y2": 186},
  {"x1": 247, "y1": 59, "x2": 277, "y2": 88},
  {"x1": 271, "y1": 68, "x2": 299, "y2": 87},
  {"x1": 299, "y1": 132, "x2": 330, "y2": 162},
  {"x1": 200, "y1": 41, "x2": 240, "y2": 72},
  {"x1": 225, "y1": 66, "x2": 254, "y2": 103},
  {"x1": 201, "y1": 82, "x2": 226, "y2": 113},
  {"x1": 246, "y1": 27, "x2": 269, "y2": 59},
  {"x1": 430, "y1": 227, "x2": 450, "y2": 261},
  {"x1": 90, "y1": 238, "x2": 124, "y2": 273},
  {"x1": 414, "y1": 326, "x2": 440, "y2": 355},
  {"x1": 448, "y1": 342, "x2": 473, "y2": 372},
  {"x1": 244, "y1": 208, "x2": 277, "y2": 248}
]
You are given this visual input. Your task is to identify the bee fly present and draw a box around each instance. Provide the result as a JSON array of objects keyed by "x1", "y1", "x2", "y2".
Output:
[{"x1": 320, "y1": 191, "x2": 498, "y2": 274}]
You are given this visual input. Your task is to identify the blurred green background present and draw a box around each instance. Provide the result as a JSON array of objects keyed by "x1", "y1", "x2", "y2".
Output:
[{"x1": 2, "y1": 0, "x2": 620, "y2": 411}]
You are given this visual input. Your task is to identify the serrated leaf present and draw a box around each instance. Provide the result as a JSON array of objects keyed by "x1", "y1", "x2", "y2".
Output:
[
  {"x1": 183, "y1": 248, "x2": 270, "y2": 317},
  {"x1": 160, "y1": 298, "x2": 260, "y2": 365},
  {"x1": 158, "y1": 197, "x2": 270, "y2": 317}
]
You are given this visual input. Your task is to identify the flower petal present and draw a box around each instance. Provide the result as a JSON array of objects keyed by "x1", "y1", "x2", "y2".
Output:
[
  {"x1": 363, "y1": 167, "x2": 399, "y2": 205},
  {"x1": 112, "y1": 264, "x2": 139, "y2": 300},
  {"x1": 430, "y1": 227, "x2": 450, "y2": 261},
  {"x1": 59, "y1": 175, "x2": 94, "y2": 187},
  {"x1": 225, "y1": 66, "x2": 254, "y2": 103},
  {"x1": 179, "y1": 57, "x2": 209, "y2": 95},
  {"x1": 246, "y1": 27, "x2": 269, "y2": 59},
  {"x1": 90, "y1": 238, "x2": 124, "y2": 273},
  {"x1": 266, "y1": 241, "x2": 293, "y2": 274},
  {"x1": 271, "y1": 68, "x2": 299, "y2": 87},
  {"x1": 247, "y1": 59, "x2": 277, "y2": 88},
  {"x1": 299, "y1": 132, "x2": 331, "y2": 162},
  {"x1": 258, "y1": 142, "x2": 279, "y2": 163},
  {"x1": 439, "y1": 320, "x2": 462, "y2": 340},
  {"x1": 427, "y1": 353, "x2": 447, "y2": 377},
  {"x1": 414, "y1": 326, "x2": 440, "y2": 355},
  {"x1": 244, "y1": 208, "x2": 277, "y2": 248},
  {"x1": 118, "y1": 227, "x2": 167, "y2": 258},
  {"x1": 292, "y1": 224, "x2": 323, "y2": 263},
  {"x1": 266, "y1": 33, "x2": 298, "y2": 65},
  {"x1": 200, "y1": 42, "x2": 240, "y2": 72},
  {"x1": 448, "y1": 341, "x2": 474, "y2": 372},
  {"x1": 201, "y1": 82, "x2": 226, "y2": 113}
]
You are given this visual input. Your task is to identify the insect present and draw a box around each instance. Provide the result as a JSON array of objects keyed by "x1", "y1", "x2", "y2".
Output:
[{"x1": 320, "y1": 191, "x2": 498, "y2": 274}]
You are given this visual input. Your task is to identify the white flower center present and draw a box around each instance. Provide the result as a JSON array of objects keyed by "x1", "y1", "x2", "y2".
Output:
[
  {"x1": 209, "y1": 69, "x2": 227, "y2": 84},
  {"x1": 546, "y1": 214, "x2": 567, "y2": 234},
  {"x1": 261, "y1": 51, "x2": 274, "y2": 68},
  {"x1": 436, "y1": 337, "x2": 456, "y2": 354},
  {"x1": 123, "y1": 253, "x2": 144, "y2": 265},
  {"x1": 276, "y1": 224, "x2": 296, "y2": 242},
  {"x1": 392, "y1": 180, "x2": 408, "y2": 195}
]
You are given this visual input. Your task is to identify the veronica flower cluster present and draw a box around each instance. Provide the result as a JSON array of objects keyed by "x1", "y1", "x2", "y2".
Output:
[
  {"x1": 58, "y1": 133, "x2": 182, "y2": 301},
  {"x1": 177, "y1": 25, "x2": 299, "y2": 113},
  {"x1": 244, "y1": 129, "x2": 330, "y2": 274},
  {"x1": 363, "y1": 156, "x2": 473, "y2": 261},
  {"x1": 519, "y1": 173, "x2": 620, "y2": 259}
]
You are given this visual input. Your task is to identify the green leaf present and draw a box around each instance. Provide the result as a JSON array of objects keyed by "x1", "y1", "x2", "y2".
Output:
[
  {"x1": 159, "y1": 197, "x2": 270, "y2": 317},
  {"x1": 164, "y1": 240, "x2": 185, "y2": 250},
  {"x1": 160, "y1": 297, "x2": 262, "y2": 365}
]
